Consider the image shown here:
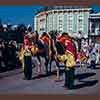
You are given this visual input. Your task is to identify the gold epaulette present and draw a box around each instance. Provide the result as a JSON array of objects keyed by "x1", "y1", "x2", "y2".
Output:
[
  {"x1": 24, "y1": 50, "x2": 31, "y2": 56},
  {"x1": 24, "y1": 53, "x2": 31, "y2": 56}
]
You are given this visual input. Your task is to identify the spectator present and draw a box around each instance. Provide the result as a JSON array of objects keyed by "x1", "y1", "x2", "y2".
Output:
[
  {"x1": 0, "y1": 40, "x2": 3, "y2": 70},
  {"x1": 89, "y1": 43, "x2": 97, "y2": 69},
  {"x1": 90, "y1": 52, "x2": 96, "y2": 69},
  {"x1": 8, "y1": 40, "x2": 19, "y2": 68},
  {"x1": 0, "y1": 40, "x2": 5, "y2": 70}
]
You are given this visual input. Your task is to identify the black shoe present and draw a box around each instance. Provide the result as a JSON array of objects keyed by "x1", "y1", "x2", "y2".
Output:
[
  {"x1": 23, "y1": 77, "x2": 32, "y2": 80},
  {"x1": 23, "y1": 77, "x2": 27, "y2": 80},
  {"x1": 68, "y1": 85, "x2": 74, "y2": 89},
  {"x1": 48, "y1": 71, "x2": 52, "y2": 75},
  {"x1": 63, "y1": 85, "x2": 67, "y2": 87},
  {"x1": 62, "y1": 85, "x2": 68, "y2": 89},
  {"x1": 87, "y1": 66, "x2": 91, "y2": 68},
  {"x1": 27, "y1": 77, "x2": 32, "y2": 80},
  {"x1": 91, "y1": 67, "x2": 96, "y2": 69},
  {"x1": 27, "y1": 78, "x2": 32, "y2": 80},
  {"x1": 46, "y1": 71, "x2": 49, "y2": 75}
]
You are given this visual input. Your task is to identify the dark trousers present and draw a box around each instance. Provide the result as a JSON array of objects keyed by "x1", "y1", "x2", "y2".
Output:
[
  {"x1": 49, "y1": 56, "x2": 55, "y2": 73},
  {"x1": 90, "y1": 60, "x2": 96, "y2": 69},
  {"x1": 24, "y1": 55, "x2": 32, "y2": 80},
  {"x1": 0, "y1": 57, "x2": 2, "y2": 70},
  {"x1": 64, "y1": 68, "x2": 75, "y2": 89}
]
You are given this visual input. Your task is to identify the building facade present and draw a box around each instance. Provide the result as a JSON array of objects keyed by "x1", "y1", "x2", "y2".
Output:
[
  {"x1": 89, "y1": 13, "x2": 100, "y2": 63},
  {"x1": 89, "y1": 13, "x2": 100, "y2": 35},
  {"x1": 34, "y1": 6, "x2": 91, "y2": 37}
]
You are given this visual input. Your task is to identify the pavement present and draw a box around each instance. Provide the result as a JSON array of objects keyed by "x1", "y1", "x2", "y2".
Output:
[{"x1": 0, "y1": 60, "x2": 100, "y2": 95}]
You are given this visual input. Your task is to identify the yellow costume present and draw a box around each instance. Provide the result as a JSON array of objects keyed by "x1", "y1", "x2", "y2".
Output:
[
  {"x1": 19, "y1": 47, "x2": 25, "y2": 69},
  {"x1": 19, "y1": 46, "x2": 38, "y2": 69},
  {"x1": 57, "y1": 52, "x2": 76, "y2": 69},
  {"x1": 31, "y1": 46, "x2": 38, "y2": 55}
]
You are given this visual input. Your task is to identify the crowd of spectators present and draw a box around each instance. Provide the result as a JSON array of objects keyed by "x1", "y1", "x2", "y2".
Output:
[{"x1": 0, "y1": 23, "x2": 28, "y2": 72}]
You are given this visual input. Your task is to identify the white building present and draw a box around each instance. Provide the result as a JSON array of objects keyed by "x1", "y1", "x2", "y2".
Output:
[
  {"x1": 89, "y1": 13, "x2": 100, "y2": 35},
  {"x1": 34, "y1": 6, "x2": 91, "y2": 37}
]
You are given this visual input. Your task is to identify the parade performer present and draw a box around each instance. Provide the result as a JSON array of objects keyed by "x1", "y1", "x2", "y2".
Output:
[
  {"x1": 79, "y1": 49, "x2": 88, "y2": 66},
  {"x1": 40, "y1": 32, "x2": 51, "y2": 56},
  {"x1": 57, "y1": 33, "x2": 77, "y2": 89},
  {"x1": 19, "y1": 36, "x2": 38, "y2": 80},
  {"x1": 48, "y1": 31, "x2": 58, "y2": 74},
  {"x1": 54, "y1": 33, "x2": 67, "y2": 80},
  {"x1": 89, "y1": 43, "x2": 97, "y2": 69},
  {"x1": 40, "y1": 32, "x2": 51, "y2": 73}
]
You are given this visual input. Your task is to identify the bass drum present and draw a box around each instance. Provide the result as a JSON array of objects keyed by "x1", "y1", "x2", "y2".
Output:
[{"x1": 24, "y1": 53, "x2": 32, "y2": 80}]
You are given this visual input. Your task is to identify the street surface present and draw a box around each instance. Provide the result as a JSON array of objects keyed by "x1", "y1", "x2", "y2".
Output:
[{"x1": 0, "y1": 59, "x2": 100, "y2": 95}]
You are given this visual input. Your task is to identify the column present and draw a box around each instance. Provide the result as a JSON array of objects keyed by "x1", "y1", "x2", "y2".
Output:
[
  {"x1": 89, "y1": 20, "x2": 92, "y2": 33},
  {"x1": 73, "y1": 12, "x2": 77, "y2": 33},
  {"x1": 63, "y1": 12, "x2": 67, "y2": 32},
  {"x1": 83, "y1": 11, "x2": 89, "y2": 37}
]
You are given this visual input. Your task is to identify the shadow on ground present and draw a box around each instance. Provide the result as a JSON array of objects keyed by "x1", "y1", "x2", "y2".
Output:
[
  {"x1": 94, "y1": 67, "x2": 100, "y2": 69},
  {"x1": 72, "y1": 80, "x2": 98, "y2": 89},
  {"x1": 70, "y1": 72, "x2": 98, "y2": 89},
  {"x1": 32, "y1": 69, "x2": 64, "y2": 80},
  {"x1": 75, "y1": 72, "x2": 96, "y2": 80}
]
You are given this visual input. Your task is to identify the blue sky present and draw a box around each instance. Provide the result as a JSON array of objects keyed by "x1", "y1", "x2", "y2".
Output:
[
  {"x1": 0, "y1": 5, "x2": 100, "y2": 30},
  {"x1": 92, "y1": 6, "x2": 100, "y2": 12},
  {"x1": 0, "y1": 5, "x2": 44, "y2": 30}
]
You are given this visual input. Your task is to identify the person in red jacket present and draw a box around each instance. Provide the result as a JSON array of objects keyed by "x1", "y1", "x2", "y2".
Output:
[
  {"x1": 57, "y1": 33, "x2": 77, "y2": 89},
  {"x1": 21, "y1": 35, "x2": 33, "y2": 80},
  {"x1": 58, "y1": 33, "x2": 77, "y2": 61},
  {"x1": 40, "y1": 32, "x2": 50, "y2": 46}
]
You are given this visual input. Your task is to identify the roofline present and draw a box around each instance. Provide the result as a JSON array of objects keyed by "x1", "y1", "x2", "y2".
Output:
[
  {"x1": 35, "y1": 8, "x2": 92, "y2": 17},
  {"x1": 90, "y1": 13, "x2": 100, "y2": 16}
]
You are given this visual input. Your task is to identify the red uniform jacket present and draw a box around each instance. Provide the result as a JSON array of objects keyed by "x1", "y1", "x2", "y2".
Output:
[
  {"x1": 59, "y1": 36, "x2": 77, "y2": 61},
  {"x1": 40, "y1": 35, "x2": 50, "y2": 46}
]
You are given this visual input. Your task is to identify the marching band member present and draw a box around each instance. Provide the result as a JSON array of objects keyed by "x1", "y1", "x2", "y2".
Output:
[
  {"x1": 20, "y1": 37, "x2": 32, "y2": 80},
  {"x1": 40, "y1": 32, "x2": 51, "y2": 73},
  {"x1": 20, "y1": 36, "x2": 38, "y2": 80},
  {"x1": 57, "y1": 33, "x2": 77, "y2": 89}
]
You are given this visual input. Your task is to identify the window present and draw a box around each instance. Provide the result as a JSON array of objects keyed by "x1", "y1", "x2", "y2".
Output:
[
  {"x1": 67, "y1": 14, "x2": 73, "y2": 32},
  {"x1": 68, "y1": 29, "x2": 73, "y2": 32},
  {"x1": 91, "y1": 24, "x2": 95, "y2": 33},
  {"x1": 78, "y1": 19, "x2": 82, "y2": 22},
  {"x1": 68, "y1": 21, "x2": 73, "y2": 27},
  {"x1": 69, "y1": 19, "x2": 72, "y2": 22},
  {"x1": 40, "y1": 28, "x2": 44, "y2": 31},
  {"x1": 59, "y1": 25, "x2": 62, "y2": 28},
  {"x1": 40, "y1": 19, "x2": 45, "y2": 22},
  {"x1": 59, "y1": 15, "x2": 62, "y2": 19},
  {"x1": 78, "y1": 13, "x2": 84, "y2": 31},
  {"x1": 78, "y1": 25, "x2": 83, "y2": 31},
  {"x1": 68, "y1": 14, "x2": 73, "y2": 17},
  {"x1": 59, "y1": 20, "x2": 62, "y2": 22},
  {"x1": 78, "y1": 13, "x2": 83, "y2": 20}
]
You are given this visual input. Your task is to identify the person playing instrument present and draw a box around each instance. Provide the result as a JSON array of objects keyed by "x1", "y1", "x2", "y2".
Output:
[
  {"x1": 19, "y1": 35, "x2": 38, "y2": 80},
  {"x1": 57, "y1": 33, "x2": 77, "y2": 89}
]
